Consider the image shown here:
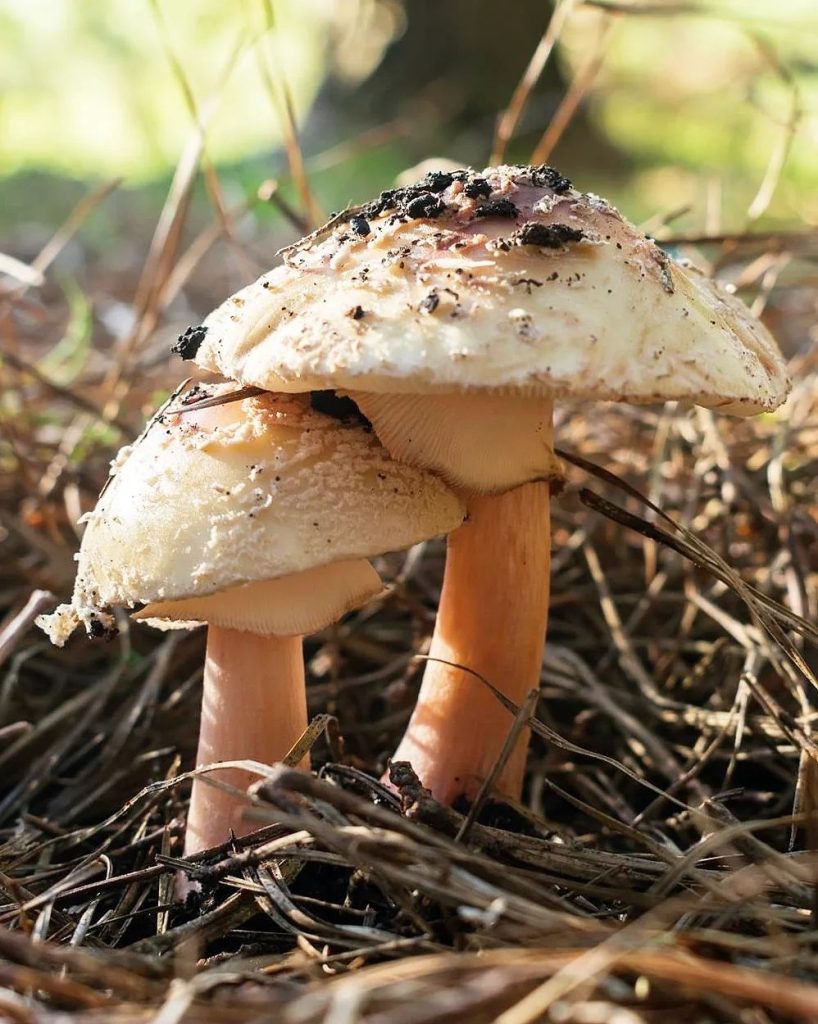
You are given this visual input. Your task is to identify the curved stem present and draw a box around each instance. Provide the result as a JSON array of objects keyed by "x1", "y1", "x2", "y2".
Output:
[
  {"x1": 185, "y1": 628, "x2": 308, "y2": 855},
  {"x1": 390, "y1": 481, "x2": 551, "y2": 804}
]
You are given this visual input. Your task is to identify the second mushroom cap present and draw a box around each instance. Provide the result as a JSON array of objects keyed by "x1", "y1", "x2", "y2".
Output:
[{"x1": 38, "y1": 386, "x2": 466, "y2": 644}]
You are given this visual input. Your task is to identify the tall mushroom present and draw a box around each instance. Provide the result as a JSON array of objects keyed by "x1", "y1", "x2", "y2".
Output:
[
  {"x1": 37, "y1": 385, "x2": 464, "y2": 851},
  {"x1": 183, "y1": 164, "x2": 791, "y2": 804}
]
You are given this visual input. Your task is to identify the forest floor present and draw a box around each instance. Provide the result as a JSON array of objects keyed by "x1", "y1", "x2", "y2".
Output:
[{"x1": 1, "y1": 151, "x2": 818, "y2": 1023}]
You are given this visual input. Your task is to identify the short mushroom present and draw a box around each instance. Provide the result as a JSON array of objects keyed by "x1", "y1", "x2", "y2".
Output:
[
  {"x1": 37, "y1": 386, "x2": 465, "y2": 852},
  {"x1": 185, "y1": 164, "x2": 791, "y2": 805}
]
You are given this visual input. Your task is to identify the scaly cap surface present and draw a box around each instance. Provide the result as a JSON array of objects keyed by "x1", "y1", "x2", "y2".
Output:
[
  {"x1": 38, "y1": 386, "x2": 465, "y2": 643},
  {"x1": 190, "y1": 164, "x2": 789, "y2": 415}
]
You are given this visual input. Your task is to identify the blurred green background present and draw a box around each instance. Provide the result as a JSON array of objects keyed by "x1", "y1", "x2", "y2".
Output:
[
  {"x1": 1, "y1": 0, "x2": 816, "y2": 430},
  {"x1": 2, "y1": 0, "x2": 816, "y2": 234}
]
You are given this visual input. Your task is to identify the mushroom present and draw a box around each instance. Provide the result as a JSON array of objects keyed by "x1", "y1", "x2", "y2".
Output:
[
  {"x1": 37, "y1": 385, "x2": 465, "y2": 851},
  {"x1": 183, "y1": 164, "x2": 791, "y2": 805}
]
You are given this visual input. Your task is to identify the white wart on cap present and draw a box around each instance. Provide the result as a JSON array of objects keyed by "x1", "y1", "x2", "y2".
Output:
[
  {"x1": 38, "y1": 386, "x2": 465, "y2": 645},
  {"x1": 185, "y1": 164, "x2": 790, "y2": 490}
]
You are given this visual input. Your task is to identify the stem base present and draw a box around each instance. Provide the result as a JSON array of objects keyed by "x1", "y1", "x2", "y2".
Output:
[
  {"x1": 390, "y1": 481, "x2": 552, "y2": 804},
  {"x1": 185, "y1": 628, "x2": 308, "y2": 855}
]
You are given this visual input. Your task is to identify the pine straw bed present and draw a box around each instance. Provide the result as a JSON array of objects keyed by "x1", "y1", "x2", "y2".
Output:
[{"x1": 1, "y1": 179, "x2": 818, "y2": 1023}]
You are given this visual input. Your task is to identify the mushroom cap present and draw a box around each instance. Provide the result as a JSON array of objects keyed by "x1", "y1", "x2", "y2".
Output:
[
  {"x1": 191, "y1": 164, "x2": 789, "y2": 416},
  {"x1": 38, "y1": 386, "x2": 465, "y2": 644}
]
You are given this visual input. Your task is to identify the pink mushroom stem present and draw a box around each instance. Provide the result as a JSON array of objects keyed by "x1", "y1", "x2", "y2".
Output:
[
  {"x1": 390, "y1": 481, "x2": 551, "y2": 804},
  {"x1": 184, "y1": 627, "x2": 309, "y2": 855}
]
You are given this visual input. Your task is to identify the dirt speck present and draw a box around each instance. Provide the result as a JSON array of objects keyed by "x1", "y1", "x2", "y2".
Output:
[
  {"x1": 513, "y1": 222, "x2": 585, "y2": 249},
  {"x1": 419, "y1": 291, "x2": 440, "y2": 314},
  {"x1": 463, "y1": 177, "x2": 492, "y2": 199},
  {"x1": 405, "y1": 193, "x2": 446, "y2": 219},
  {"x1": 349, "y1": 216, "x2": 371, "y2": 237},
  {"x1": 473, "y1": 198, "x2": 519, "y2": 220},
  {"x1": 513, "y1": 278, "x2": 543, "y2": 293},
  {"x1": 172, "y1": 325, "x2": 208, "y2": 361},
  {"x1": 527, "y1": 165, "x2": 573, "y2": 193}
]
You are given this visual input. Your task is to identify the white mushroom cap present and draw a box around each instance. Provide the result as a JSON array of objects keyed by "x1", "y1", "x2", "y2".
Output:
[
  {"x1": 190, "y1": 164, "x2": 790, "y2": 415},
  {"x1": 37, "y1": 386, "x2": 465, "y2": 644}
]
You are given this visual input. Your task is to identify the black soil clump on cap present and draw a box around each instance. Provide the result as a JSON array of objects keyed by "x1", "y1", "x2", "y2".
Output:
[
  {"x1": 173, "y1": 325, "x2": 208, "y2": 360},
  {"x1": 422, "y1": 170, "x2": 457, "y2": 193},
  {"x1": 359, "y1": 169, "x2": 472, "y2": 221},
  {"x1": 352, "y1": 166, "x2": 573, "y2": 228},
  {"x1": 473, "y1": 198, "x2": 519, "y2": 220},
  {"x1": 361, "y1": 187, "x2": 426, "y2": 220},
  {"x1": 512, "y1": 222, "x2": 586, "y2": 249},
  {"x1": 310, "y1": 390, "x2": 372, "y2": 429},
  {"x1": 404, "y1": 193, "x2": 446, "y2": 219},
  {"x1": 463, "y1": 176, "x2": 492, "y2": 199},
  {"x1": 349, "y1": 215, "x2": 371, "y2": 237},
  {"x1": 527, "y1": 165, "x2": 573, "y2": 193}
]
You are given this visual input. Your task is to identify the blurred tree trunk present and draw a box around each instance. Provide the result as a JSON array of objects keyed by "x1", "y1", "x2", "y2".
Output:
[
  {"x1": 348, "y1": 0, "x2": 562, "y2": 128},
  {"x1": 307, "y1": 0, "x2": 601, "y2": 164}
]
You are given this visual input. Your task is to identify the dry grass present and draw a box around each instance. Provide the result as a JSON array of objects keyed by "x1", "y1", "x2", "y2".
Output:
[
  {"x1": 2, "y1": 190, "x2": 817, "y2": 1018},
  {"x1": 2, "y1": 10, "x2": 818, "y2": 1019}
]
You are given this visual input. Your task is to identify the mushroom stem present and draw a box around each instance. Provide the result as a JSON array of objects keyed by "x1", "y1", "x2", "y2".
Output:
[
  {"x1": 390, "y1": 480, "x2": 551, "y2": 804},
  {"x1": 185, "y1": 627, "x2": 308, "y2": 855}
]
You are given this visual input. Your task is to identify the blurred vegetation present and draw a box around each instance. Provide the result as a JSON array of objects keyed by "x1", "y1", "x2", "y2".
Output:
[
  {"x1": 0, "y1": 0, "x2": 325, "y2": 179},
  {"x1": 1, "y1": 0, "x2": 816, "y2": 240}
]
